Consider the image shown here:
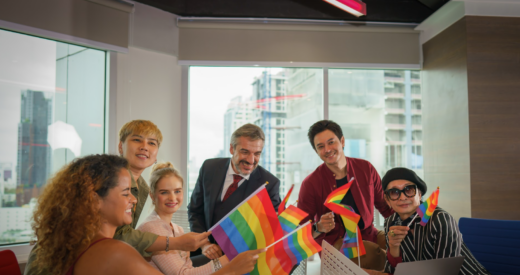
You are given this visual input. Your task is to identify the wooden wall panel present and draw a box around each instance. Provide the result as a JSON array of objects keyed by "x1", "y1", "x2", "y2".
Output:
[
  {"x1": 465, "y1": 16, "x2": 520, "y2": 220},
  {"x1": 422, "y1": 18, "x2": 472, "y2": 222}
]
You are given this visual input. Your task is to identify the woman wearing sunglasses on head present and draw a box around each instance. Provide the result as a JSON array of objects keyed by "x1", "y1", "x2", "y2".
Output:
[{"x1": 363, "y1": 167, "x2": 490, "y2": 275}]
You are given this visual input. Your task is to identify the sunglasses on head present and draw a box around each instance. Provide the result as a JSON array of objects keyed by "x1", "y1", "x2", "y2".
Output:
[{"x1": 385, "y1": 185, "x2": 417, "y2": 201}]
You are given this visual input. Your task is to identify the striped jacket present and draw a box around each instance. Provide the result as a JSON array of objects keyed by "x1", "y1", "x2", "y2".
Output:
[{"x1": 383, "y1": 207, "x2": 490, "y2": 275}]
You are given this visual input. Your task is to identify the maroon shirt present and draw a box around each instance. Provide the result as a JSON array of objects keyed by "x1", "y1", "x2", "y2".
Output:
[{"x1": 297, "y1": 157, "x2": 393, "y2": 248}]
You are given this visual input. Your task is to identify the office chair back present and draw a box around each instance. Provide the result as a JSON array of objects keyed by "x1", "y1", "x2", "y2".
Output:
[
  {"x1": 0, "y1": 250, "x2": 21, "y2": 275},
  {"x1": 459, "y1": 217, "x2": 520, "y2": 275}
]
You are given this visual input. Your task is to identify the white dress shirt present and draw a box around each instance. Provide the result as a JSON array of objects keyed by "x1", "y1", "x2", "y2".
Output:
[{"x1": 220, "y1": 161, "x2": 250, "y2": 201}]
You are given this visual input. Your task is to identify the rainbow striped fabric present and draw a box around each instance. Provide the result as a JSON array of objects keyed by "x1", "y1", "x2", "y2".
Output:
[
  {"x1": 323, "y1": 178, "x2": 366, "y2": 259},
  {"x1": 278, "y1": 184, "x2": 294, "y2": 214},
  {"x1": 212, "y1": 186, "x2": 285, "y2": 275},
  {"x1": 278, "y1": 205, "x2": 308, "y2": 235},
  {"x1": 417, "y1": 187, "x2": 440, "y2": 226},
  {"x1": 277, "y1": 222, "x2": 322, "y2": 269},
  {"x1": 324, "y1": 177, "x2": 354, "y2": 205}
]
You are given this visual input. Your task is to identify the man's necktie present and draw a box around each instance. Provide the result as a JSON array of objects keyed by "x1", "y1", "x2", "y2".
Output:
[{"x1": 223, "y1": 174, "x2": 242, "y2": 201}]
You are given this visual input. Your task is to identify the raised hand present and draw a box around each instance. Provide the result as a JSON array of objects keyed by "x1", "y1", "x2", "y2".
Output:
[
  {"x1": 317, "y1": 212, "x2": 335, "y2": 233},
  {"x1": 387, "y1": 225, "x2": 409, "y2": 257}
]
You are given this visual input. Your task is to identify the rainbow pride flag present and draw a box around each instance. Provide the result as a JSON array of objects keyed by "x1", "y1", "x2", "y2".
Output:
[
  {"x1": 323, "y1": 178, "x2": 366, "y2": 259},
  {"x1": 278, "y1": 184, "x2": 294, "y2": 214},
  {"x1": 324, "y1": 177, "x2": 354, "y2": 205},
  {"x1": 268, "y1": 222, "x2": 322, "y2": 269},
  {"x1": 417, "y1": 187, "x2": 440, "y2": 226},
  {"x1": 278, "y1": 205, "x2": 308, "y2": 235},
  {"x1": 211, "y1": 186, "x2": 286, "y2": 275}
]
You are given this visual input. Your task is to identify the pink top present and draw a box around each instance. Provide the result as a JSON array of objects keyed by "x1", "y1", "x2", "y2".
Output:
[
  {"x1": 65, "y1": 238, "x2": 110, "y2": 275},
  {"x1": 137, "y1": 211, "x2": 214, "y2": 275}
]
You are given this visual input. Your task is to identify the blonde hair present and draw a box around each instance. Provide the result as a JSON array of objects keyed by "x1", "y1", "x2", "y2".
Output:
[
  {"x1": 149, "y1": 162, "x2": 184, "y2": 195},
  {"x1": 119, "y1": 120, "x2": 163, "y2": 147}
]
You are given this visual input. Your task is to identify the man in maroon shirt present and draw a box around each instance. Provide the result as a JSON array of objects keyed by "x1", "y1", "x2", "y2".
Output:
[{"x1": 298, "y1": 120, "x2": 393, "y2": 253}]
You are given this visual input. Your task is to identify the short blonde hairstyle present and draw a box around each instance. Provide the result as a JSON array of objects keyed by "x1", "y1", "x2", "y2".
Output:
[
  {"x1": 149, "y1": 162, "x2": 184, "y2": 195},
  {"x1": 119, "y1": 120, "x2": 163, "y2": 147}
]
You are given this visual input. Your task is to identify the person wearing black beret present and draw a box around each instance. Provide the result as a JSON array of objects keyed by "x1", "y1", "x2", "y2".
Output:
[{"x1": 363, "y1": 167, "x2": 490, "y2": 275}]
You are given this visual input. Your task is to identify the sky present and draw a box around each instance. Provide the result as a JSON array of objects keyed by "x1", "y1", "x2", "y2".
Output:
[{"x1": 188, "y1": 66, "x2": 283, "y2": 168}]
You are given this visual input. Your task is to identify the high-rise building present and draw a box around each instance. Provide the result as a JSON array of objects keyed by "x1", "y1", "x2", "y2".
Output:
[
  {"x1": 251, "y1": 71, "x2": 287, "y2": 189},
  {"x1": 16, "y1": 90, "x2": 52, "y2": 206}
]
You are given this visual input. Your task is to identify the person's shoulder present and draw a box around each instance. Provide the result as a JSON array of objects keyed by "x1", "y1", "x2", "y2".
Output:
[
  {"x1": 348, "y1": 157, "x2": 374, "y2": 169},
  {"x1": 431, "y1": 206, "x2": 453, "y2": 220},
  {"x1": 80, "y1": 239, "x2": 139, "y2": 265},
  {"x1": 202, "y1": 158, "x2": 230, "y2": 168},
  {"x1": 255, "y1": 165, "x2": 279, "y2": 182}
]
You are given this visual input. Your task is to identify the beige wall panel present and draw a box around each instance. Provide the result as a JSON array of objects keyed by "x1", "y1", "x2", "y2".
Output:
[
  {"x1": 116, "y1": 47, "x2": 182, "y2": 181},
  {"x1": 465, "y1": 16, "x2": 520, "y2": 220},
  {"x1": 0, "y1": 0, "x2": 129, "y2": 48},
  {"x1": 422, "y1": 18, "x2": 472, "y2": 221},
  {"x1": 179, "y1": 27, "x2": 420, "y2": 64},
  {"x1": 131, "y1": 2, "x2": 179, "y2": 56}
]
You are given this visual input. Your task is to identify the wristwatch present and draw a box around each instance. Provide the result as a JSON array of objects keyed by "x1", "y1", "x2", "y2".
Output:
[{"x1": 313, "y1": 223, "x2": 322, "y2": 234}]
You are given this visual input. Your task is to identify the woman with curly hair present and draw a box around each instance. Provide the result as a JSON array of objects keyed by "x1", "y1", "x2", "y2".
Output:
[{"x1": 30, "y1": 154, "x2": 264, "y2": 275}]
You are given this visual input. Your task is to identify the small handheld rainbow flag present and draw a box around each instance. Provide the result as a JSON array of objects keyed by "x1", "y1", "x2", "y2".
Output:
[
  {"x1": 417, "y1": 187, "x2": 440, "y2": 226},
  {"x1": 323, "y1": 178, "x2": 366, "y2": 259},
  {"x1": 267, "y1": 221, "x2": 322, "y2": 270},
  {"x1": 211, "y1": 185, "x2": 286, "y2": 275},
  {"x1": 278, "y1": 205, "x2": 308, "y2": 235},
  {"x1": 278, "y1": 184, "x2": 295, "y2": 214},
  {"x1": 324, "y1": 177, "x2": 354, "y2": 205}
]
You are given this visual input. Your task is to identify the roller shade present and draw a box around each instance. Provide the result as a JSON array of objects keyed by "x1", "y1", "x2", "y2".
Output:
[
  {"x1": 178, "y1": 21, "x2": 421, "y2": 66},
  {"x1": 0, "y1": 0, "x2": 132, "y2": 51}
]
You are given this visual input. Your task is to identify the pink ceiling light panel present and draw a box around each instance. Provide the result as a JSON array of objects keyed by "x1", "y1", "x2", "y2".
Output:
[{"x1": 323, "y1": 0, "x2": 367, "y2": 17}]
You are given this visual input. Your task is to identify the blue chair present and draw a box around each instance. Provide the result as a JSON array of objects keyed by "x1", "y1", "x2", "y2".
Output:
[{"x1": 459, "y1": 217, "x2": 520, "y2": 275}]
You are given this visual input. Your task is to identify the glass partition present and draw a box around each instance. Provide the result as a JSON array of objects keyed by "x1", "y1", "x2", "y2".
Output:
[{"x1": 0, "y1": 29, "x2": 107, "y2": 245}]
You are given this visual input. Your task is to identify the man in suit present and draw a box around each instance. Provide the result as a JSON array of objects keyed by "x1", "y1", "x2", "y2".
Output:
[{"x1": 188, "y1": 123, "x2": 281, "y2": 266}]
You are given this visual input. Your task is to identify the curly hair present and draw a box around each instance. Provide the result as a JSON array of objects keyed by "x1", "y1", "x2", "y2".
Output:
[{"x1": 31, "y1": 154, "x2": 128, "y2": 275}]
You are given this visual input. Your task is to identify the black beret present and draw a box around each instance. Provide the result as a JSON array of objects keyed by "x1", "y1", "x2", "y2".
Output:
[{"x1": 382, "y1": 167, "x2": 427, "y2": 195}]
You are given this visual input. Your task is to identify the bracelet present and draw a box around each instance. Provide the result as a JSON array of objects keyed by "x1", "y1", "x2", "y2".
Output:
[
  {"x1": 165, "y1": 236, "x2": 169, "y2": 252},
  {"x1": 212, "y1": 258, "x2": 222, "y2": 271}
]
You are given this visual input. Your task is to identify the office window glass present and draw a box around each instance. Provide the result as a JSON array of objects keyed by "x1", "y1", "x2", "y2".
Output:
[
  {"x1": 0, "y1": 29, "x2": 106, "y2": 245},
  {"x1": 328, "y1": 69, "x2": 422, "y2": 228},
  {"x1": 188, "y1": 67, "x2": 323, "y2": 205}
]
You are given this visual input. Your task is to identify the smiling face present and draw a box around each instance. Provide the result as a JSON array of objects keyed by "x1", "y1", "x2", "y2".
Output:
[
  {"x1": 118, "y1": 133, "x2": 159, "y2": 174},
  {"x1": 313, "y1": 130, "x2": 346, "y2": 166},
  {"x1": 153, "y1": 175, "x2": 183, "y2": 216},
  {"x1": 229, "y1": 136, "x2": 263, "y2": 175},
  {"x1": 385, "y1": 179, "x2": 422, "y2": 220},
  {"x1": 99, "y1": 168, "x2": 136, "y2": 227}
]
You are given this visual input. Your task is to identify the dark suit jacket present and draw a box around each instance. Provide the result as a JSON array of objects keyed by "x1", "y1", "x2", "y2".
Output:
[{"x1": 188, "y1": 158, "x2": 281, "y2": 234}]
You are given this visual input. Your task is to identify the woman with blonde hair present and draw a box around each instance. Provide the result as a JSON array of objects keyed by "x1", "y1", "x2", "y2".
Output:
[
  {"x1": 138, "y1": 162, "x2": 262, "y2": 274},
  {"x1": 30, "y1": 154, "x2": 263, "y2": 275}
]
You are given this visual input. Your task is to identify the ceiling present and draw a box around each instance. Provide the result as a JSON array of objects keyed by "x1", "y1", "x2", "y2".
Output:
[{"x1": 134, "y1": 0, "x2": 450, "y2": 24}]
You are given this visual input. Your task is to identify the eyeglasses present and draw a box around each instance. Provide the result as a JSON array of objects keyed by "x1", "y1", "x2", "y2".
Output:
[{"x1": 385, "y1": 185, "x2": 417, "y2": 201}]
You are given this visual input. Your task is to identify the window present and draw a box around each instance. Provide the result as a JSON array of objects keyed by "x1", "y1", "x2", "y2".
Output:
[
  {"x1": 0, "y1": 29, "x2": 107, "y2": 245},
  {"x1": 328, "y1": 69, "x2": 422, "y2": 228},
  {"x1": 188, "y1": 67, "x2": 323, "y2": 204}
]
